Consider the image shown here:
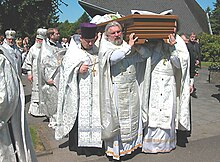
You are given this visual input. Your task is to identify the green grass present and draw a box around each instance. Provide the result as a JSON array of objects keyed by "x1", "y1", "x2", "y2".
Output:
[
  {"x1": 201, "y1": 61, "x2": 212, "y2": 68},
  {"x1": 29, "y1": 125, "x2": 45, "y2": 152},
  {"x1": 29, "y1": 126, "x2": 37, "y2": 146}
]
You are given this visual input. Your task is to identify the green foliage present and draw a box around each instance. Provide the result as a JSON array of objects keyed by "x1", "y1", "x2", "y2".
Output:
[
  {"x1": 210, "y1": 0, "x2": 220, "y2": 34},
  {"x1": 201, "y1": 61, "x2": 212, "y2": 68},
  {"x1": 0, "y1": 0, "x2": 64, "y2": 40},
  {"x1": 57, "y1": 20, "x2": 74, "y2": 40},
  {"x1": 0, "y1": 0, "x2": 90, "y2": 42},
  {"x1": 57, "y1": 12, "x2": 90, "y2": 39},
  {"x1": 198, "y1": 33, "x2": 220, "y2": 67}
]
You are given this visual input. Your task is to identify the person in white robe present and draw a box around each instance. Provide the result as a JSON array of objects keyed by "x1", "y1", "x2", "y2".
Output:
[
  {"x1": 55, "y1": 23, "x2": 104, "y2": 156},
  {"x1": 98, "y1": 21, "x2": 152, "y2": 160},
  {"x1": 0, "y1": 45, "x2": 37, "y2": 162},
  {"x1": 142, "y1": 32, "x2": 190, "y2": 153},
  {"x1": 2, "y1": 29, "x2": 22, "y2": 77},
  {"x1": 22, "y1": 28, "x2": 47, "y2": 117},
  {"x1": 38, "y1": 38, "x2": 66, "y2": 129}
]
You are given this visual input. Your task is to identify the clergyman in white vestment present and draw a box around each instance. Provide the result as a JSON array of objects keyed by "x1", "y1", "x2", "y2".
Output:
[
  {"x1": 98, "y1": 21, "x2": 152, "y2": 160},
  {"x1": 0, "y1": 45, "x2": 37, "y2": 162},
  {"x1": 22, "y1": 28, "x2": 47, "y2": 117},
  {"x1": 56, "y1": 23, "x2": 104, "y2": 156},
  {"x1": 142, "y1": 33, "x2": 191, "y2": 153}
]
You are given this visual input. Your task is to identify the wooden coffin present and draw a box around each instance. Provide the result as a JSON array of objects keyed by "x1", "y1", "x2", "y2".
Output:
[{"x1": 97, "y1": 14, "x2": 178, "y2": 44}]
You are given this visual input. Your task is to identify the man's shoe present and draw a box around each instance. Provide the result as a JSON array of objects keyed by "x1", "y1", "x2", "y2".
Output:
[{"x1": 191, "y1": 92, "x2": 198, "y2": 98}]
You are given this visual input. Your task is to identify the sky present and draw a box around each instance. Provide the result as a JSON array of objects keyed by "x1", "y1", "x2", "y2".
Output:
[{"x1": 58, "y1": 0, "x2": 216, "y2": 23}]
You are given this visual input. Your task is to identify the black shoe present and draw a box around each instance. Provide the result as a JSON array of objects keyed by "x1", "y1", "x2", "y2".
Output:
[
  {"x1": 194, "y1": 87, "x2": 197, "y2": 92},
  {"x1": 186, "y1": 131, "x2": 191, "y2": 137},
  {"x1": 191, "y1": 92, "x2": 198, "y2": 98}
]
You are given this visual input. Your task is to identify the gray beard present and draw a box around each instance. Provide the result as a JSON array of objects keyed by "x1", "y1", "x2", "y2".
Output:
[
  {"x1": 35, "y1": 42, "x2": 42, "y2": 48},
  {"x1": 111, "y1": 37, "x2": 123, "y2": 46},
  {"x1": 7, "y1": 42, "x2": 13, "y2": 46}
]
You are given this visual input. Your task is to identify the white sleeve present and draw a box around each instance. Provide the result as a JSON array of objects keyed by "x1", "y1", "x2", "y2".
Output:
[
  {"x1": 110, "y1": 45, "x2": 131, "y2": 65},
  {"x1": 0, "y1": 55, "x2": 19, "y2": 129},
  {"x1": 170, "y1": 55, "x2": 181, "y2": 68}
]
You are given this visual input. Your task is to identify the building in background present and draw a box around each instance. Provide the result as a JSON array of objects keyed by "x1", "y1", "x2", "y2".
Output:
[{"x1": 78, "y1": 0, "x2": 210, "y2": 34}]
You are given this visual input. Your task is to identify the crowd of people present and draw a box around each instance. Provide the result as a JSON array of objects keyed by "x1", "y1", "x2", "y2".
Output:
[{"x1": 0, "y1": 15, "x2": 202, "y2": 161}]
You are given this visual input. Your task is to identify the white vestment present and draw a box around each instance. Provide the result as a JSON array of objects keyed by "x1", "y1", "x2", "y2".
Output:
[
  {"x1": 22, "y1": 43, "x2": 44, "y2": 116},
  {"x1": 38, "y1": 40, "x2": 66, "y2": 127},
  {"x1": 0, "y1": 45, "x2": 37, "y2": 162},
  {"x1": 142, "y1": 36, "x2": 190, "y2": 153},
  {"x1": 55, "y1": 39, "x2": 102, "y2": 147},
  {"x1": 174, "y1": 35, "x2": 191, "y2": 131},
  {"x1": 2, "y1": 41, "x2": 22, "y2": 77},
  {"x1": 99, "y1": 35, "x2": 151, "y2": 160}
]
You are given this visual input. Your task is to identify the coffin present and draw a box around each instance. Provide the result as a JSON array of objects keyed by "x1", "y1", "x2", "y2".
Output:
[{"x1": 97, "y1": 14, "x2": 178, "y2": 44}]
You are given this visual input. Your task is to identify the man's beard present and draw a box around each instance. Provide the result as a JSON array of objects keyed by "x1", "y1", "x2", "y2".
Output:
[
  {"x1": 35, "y1": 42, "x2": 42, "y2": 48},
  {"x1": 7, "y1": 42, "x2": 13, "y2": 46},
  {"x1": 111, "y1": 36, "x2": 123, "y2": 46}
]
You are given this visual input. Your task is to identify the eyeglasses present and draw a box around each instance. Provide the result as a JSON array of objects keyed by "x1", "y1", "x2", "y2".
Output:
[{"x1": 54, "y1": 32, "x2": 60, "y2": 35}]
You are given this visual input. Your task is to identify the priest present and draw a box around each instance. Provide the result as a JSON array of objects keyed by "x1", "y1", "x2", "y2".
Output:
[
  {"x1": 55, "y1": 22, "x2": 104, "y2": 156},
  {"x1": 22, "y1": 28, "x2": 47, "y2": 117},
  {"x1": 98, "y1": 21, "x2": 152, "y2": 160}
]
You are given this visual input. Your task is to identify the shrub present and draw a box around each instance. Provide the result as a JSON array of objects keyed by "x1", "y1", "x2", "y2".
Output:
[
  {"x1": 198, "y1": 33, "x2": 220, "y2": 62},
  {"x1": 198, "y1": 33, "x2": 220, "y2": 70}
]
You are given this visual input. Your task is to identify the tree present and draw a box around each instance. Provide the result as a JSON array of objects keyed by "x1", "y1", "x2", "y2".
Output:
[
  {"x1": 199, "y1": 33, "x2": 220, "y2": 61},
  {"x1": 210, "y1": 0, "x2": 220, "y2": 35},
  {"x1": 0, "y1": 0, "x2": 64, "y2": 40},
  {"x1": 57, "y1": 20, "x2": 74, "y2": 40},
  {"x1": 57, "y1": 12, "x2": 90, "y2": 39},
  {"x1": 205, "y1": 7, "x2": 212, "y2": 16},
  {"x1": 71, "y1": 12, "x2": 90, "y2": 33}
]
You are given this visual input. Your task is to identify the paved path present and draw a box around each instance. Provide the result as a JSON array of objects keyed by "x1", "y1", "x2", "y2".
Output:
[{"x1": 23, "y1": 67, "x2": 220, "y2": 162}]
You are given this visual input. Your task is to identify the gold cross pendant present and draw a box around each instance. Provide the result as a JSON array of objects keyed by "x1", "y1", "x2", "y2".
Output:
[{"x1": 92, "y1": 67, "x2": 96, "y2": 77}]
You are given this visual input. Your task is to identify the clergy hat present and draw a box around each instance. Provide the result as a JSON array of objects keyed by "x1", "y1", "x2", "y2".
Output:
[
  {"x1": 5, "y1": 29, "x2": 16, "y2": 39},
  {"x1": 36, "y1": 28, "x2": 47, "y2": 39},
  {"x1": 80, "y1": 23, "x2": 97, "y2": 39}
]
